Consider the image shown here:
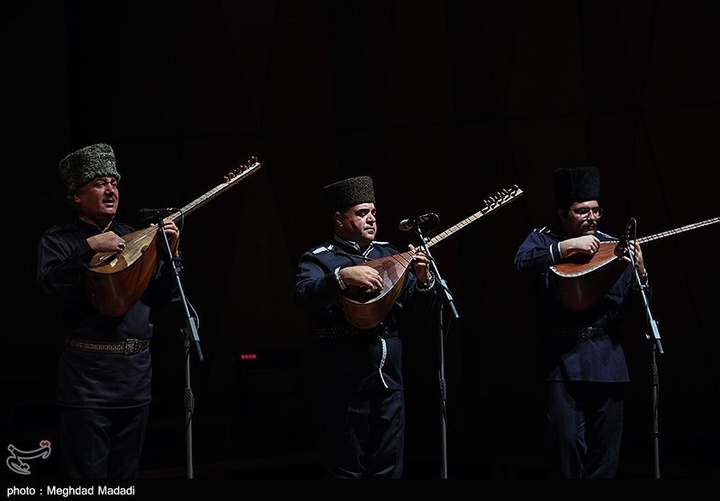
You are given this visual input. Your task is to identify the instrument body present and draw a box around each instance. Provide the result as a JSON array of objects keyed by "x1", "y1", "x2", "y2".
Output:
[
  {"x1": 550, "y1": 217, "x2": 719, "y2": 311},
  {"x1": 549, "y1": 241, "x2": 627, "y2": 312},
  {"x1": 341, "y1": 252, "x2": 414, "y2": 329},
  {"x1": 85, "y1": 226, "x2": 159, "y2": 317},
  {"x1": 341, "y1": 185, "x2": 524, "y2": 328},
  {"x1": 85, "y1": 157, "x2": 261, "y2": 317}
]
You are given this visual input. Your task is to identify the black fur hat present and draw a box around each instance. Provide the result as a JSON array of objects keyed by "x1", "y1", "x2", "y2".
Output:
[
  {"x1": 59, "y1": 143, "x2": 121, "y2": 195},
  {"x1": 553, "y1": 165, "x2": 600, "y2": 208},
  {"x1": 323, "y1": 175, "x2": 375, "y2": 211}
]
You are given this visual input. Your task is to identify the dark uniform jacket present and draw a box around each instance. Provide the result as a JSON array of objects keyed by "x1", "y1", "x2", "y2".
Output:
[
  {"x1": 37, "y1": 217, "x2": 182, "y2": 408},
  {"x1": 294, "y1": 236, "x2": 435, "y2": 392},
  {"x1": 514, "y1": 226, "x2": 651, "y2": 383}
]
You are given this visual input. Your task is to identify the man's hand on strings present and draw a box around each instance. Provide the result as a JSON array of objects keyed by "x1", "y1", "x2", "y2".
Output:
[
  {"x1": 341, "y1": 265, "x2": 385, "y2": 292},
  {"x1": 87, "y1": 231, "x2": 126, "y2": 254}
]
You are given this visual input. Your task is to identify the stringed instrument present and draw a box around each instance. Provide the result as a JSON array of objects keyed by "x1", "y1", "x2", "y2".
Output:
[
  {"x1": 85, "y1": 157, "x2": 262, "y2": 317},
  {"x1": 342, "y1": 185, "x2": 524, "y2": 329},
  {"x1": 550, "y1": 216, "x2": 719, "y2": 312}
]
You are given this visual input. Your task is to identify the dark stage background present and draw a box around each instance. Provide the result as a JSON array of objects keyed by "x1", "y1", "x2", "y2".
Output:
[{"x1": 3, "y1": 0, "x2": 719, "y2": 481}]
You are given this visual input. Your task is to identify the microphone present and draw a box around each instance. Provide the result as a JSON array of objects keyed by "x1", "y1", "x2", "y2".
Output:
[
  {"x1": 398, "y1": 212, "x2": 438, "y2": 232},
  {"x1": 138, "y1": 207, "x2": 178, "y2": 221},
  {"x1": 614, "y1": 217, "x2": 635, "y2": 257}
]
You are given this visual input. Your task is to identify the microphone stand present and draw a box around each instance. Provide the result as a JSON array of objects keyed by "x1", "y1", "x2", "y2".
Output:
[
  {"x1": 412, "y1": 224, "x2": 459, "y2": 479},
  {"x1": 156, "y1": 217, "x2": 203, "y2": 479},
  {"x1": 625, "y1": 220, "x2": 663, "y2": 479}
]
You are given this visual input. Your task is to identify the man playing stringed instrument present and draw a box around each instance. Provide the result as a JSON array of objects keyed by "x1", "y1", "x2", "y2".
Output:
[
  {"x1": 293, "y1": 175, "x2": 436, "y2": 478},
  {"x1": 36, "y1": 143, "x2": 183, "y2": 478},
  {"x1": 514, "y1": 165, "x2": 650, "y2": 479}
]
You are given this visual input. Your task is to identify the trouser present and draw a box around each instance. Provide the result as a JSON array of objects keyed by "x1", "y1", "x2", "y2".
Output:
[
  {"x1": 60, "y1": 405, "x2": 150, "y2": 479},
  {"x1": 315, "y1": 389, "x2": 405, "y2": 478},
  {"x1": 544, "y1": 381, "x2": 625, "y2": 479}
]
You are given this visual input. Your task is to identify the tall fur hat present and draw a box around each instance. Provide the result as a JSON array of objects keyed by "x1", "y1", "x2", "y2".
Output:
[
  {"x1": 59, "y1": 143, "x2": 121, "y2": 195},
  {"x1": 323, "y1": 175, "x2": 375, "y2": 211},
  {"x1": 553, "y1": 165, "x2": 600, "y2": 208}
]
